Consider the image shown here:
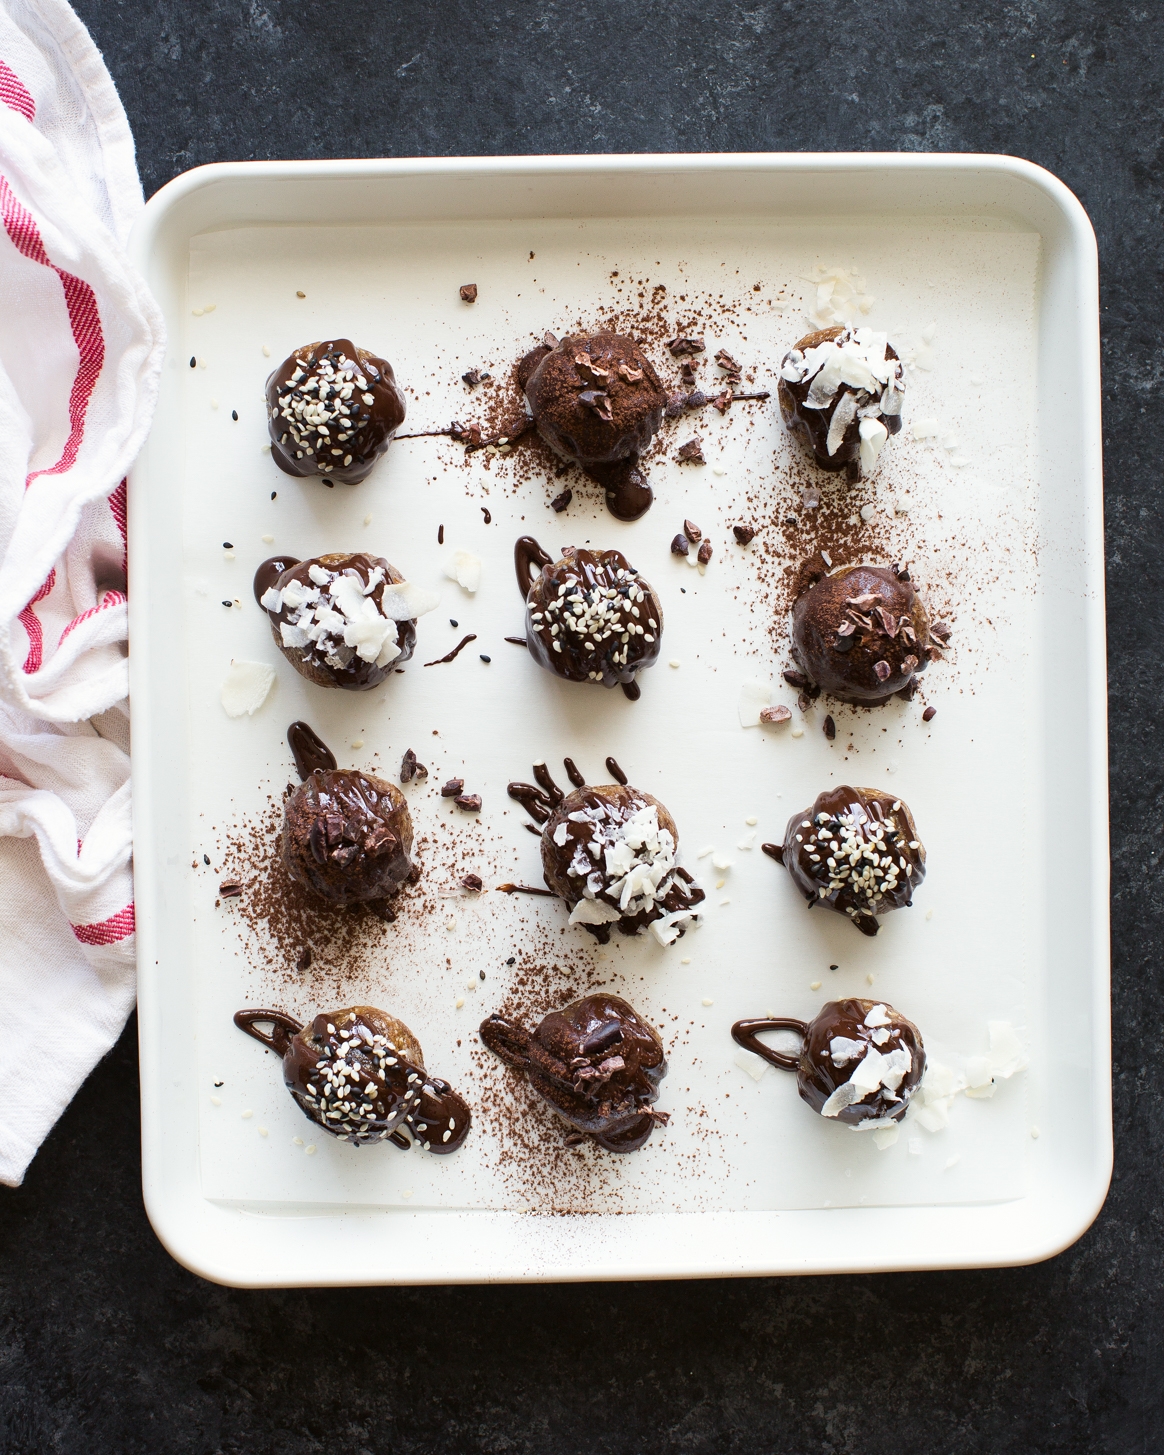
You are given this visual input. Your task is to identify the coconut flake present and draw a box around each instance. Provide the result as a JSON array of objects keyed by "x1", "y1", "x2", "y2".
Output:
[
  {"x1": 826, "y1": 389, "x2": 860, "y2": 456},
  {"x1": 734, "y1": 1047, "x2": 769, "y2": 1082},
  {"x1": 568, "y1": 897, "x2": 621, "y2": 926},
  {"x1": 863, "y1": 1004, "x2": 891, "y2": 1028},
  {"x1": 738, "y1": 677, "x2": 772, "y2": 727},
  {"x1": 445, "y1": 549, "x2": 481, "y2": 593},
  {"x1": 858, "y1": 416, "x2": 889, "y2": 472},
  {"x1": 380, "y1": 581, "x2": 440, "y2": 620},
  {"x1": 259, "y1": 586, "x2": 283, "y2": 611},
  {"x1": 221, "y1": 660, "x2": 276, "y2": 717},
  {"x1": 872, "y1": 1124, "x2": 900, "y2": 1150},
  {"x1": 988, "y1": 1021, "x2": 1027, "y2": 1079}
]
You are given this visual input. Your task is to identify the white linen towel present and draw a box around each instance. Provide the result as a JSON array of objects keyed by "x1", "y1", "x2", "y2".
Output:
[{"x1": 0, "y1": 0, "x2": 163, "y2": 1184}]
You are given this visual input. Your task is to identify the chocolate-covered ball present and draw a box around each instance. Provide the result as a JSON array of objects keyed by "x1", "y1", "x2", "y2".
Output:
[
  {"x1": 267, "y1": 338, "x2": 406, "y2": 485},
  {"x1": 480, "y1": 993, "x2": 668, "y2": 1152},
  {"x1": 254, "y1": 552, "x2": 418, "y2": 690},
  {"x1": 792, "y1": 563, "x2": 933, "y2": 704},
  {"x1": 732, "y1": 998, "x2": 925, "y2": 1126},
  {"x1": 281, "y1": 769, "x2": 414, "y2": 907},
  {"x1": 540, "y1": 783, "x2": 704, "y2": 943},
  {"x1": 521, "y1": 333, "x2": 666, "y2": 520},
  {"x1": 234, "y1": 1004, "x2": 470, "y2": 1151},
  {"x1": 772, "y1": 785, "x2": 925, "y2": 936},
  {"x1": 515, "y1": 537, "x2": 663, "y2": 698},
  {"x1": 778, "y1": 325, "x2": 904, "y2": 474}
]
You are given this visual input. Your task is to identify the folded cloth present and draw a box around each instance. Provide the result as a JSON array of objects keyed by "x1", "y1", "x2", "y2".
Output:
[{"x1": 0, "y1": 0, "x2": 163, "y2": 1184}]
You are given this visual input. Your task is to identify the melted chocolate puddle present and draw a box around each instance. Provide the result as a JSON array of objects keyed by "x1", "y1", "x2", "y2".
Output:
[
  {"x1": 253, "y1": 554, "x2": 300, "y2": 605},
  {"x1": 514, "y1": 535, "x2": 553, "y2": 601},
  {"x1": 287, "y1": 721, "x2": 337, "y2": 780}
]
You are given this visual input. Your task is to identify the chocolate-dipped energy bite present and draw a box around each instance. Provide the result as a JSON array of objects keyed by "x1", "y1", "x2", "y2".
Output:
[
  {"x1": 767, "y1": 786, "x2": 925, "y2": 936},
  {"x1": 507, "y1": 760, "x2": 704, "y2": 945},
  {"x1": 732, "y1": 999, "x2": 925, "y2": 1126},
  {"x1": 520, "y1": 333, "x2": 666, "y2": 520},
  {"x1": 266, "y1": 339, "x2": 406, "y2": 485},
  {"x1": 234, "y1": 1005, "x2": 470, "y2": 1151},
  {"x1": 480, "y1": 993, "x2": 668, "y2": 1152},
  {"x1": 515, "y1": 537, "x2": 663, "y2": 701},
  {"x1": 254, "y1": 551, "x2": 438, "y2": 691},
  {"x1": 778, "y1": 326, "x2": 904, "y2": 474},
  {"x1": 792, "y1": 563, "x2": 936, "y2": 704},
  {"x1": 281, "y1": 724, "x2": 415, "y2": 909}
]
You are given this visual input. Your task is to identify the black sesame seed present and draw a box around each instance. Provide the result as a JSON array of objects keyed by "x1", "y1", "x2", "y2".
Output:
[
  {"x1": 479, "y1": 654, "x2": 491, "y2": 663},
  {"x1": 189, "y1": 356, "x2": 196, "y2": 368},
  {"x1": 222, "y1": 541, "x2": 233, "y2": 549},
  {"x1": 450, "y1": 619, "x2": 458, "y2": 627},
  {"x1": 203, "y1": 854, "x2": 210, "y2": 865},
  {"x1": 271, "y1": 491, "x2": 277, "y2": 499},
  {"x1": 231, "y1": 410, "x2": 238, "y2": 421},
  {"x1": 829, "y1": 964, "x2": 838, "y2": 970},
  {"x1": 506, "y1": 957, "x2": 515, "y2": 966},
  {"x1": 221, "y1": 599, "x2": 232, "y2": 607}
]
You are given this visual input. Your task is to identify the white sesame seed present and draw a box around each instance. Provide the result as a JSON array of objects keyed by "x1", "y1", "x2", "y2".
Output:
[
  {"x1": 702, "y1": 997, "x2": 713, "y2": 1006},
  {"x1": 209, "y1": 1096, "x2": 222, "y2": 1106},
  {"x1": 258, "y1": 1127, "x2": 268, "y2": 1137},
  {"x1": 456, "y1": 996, "x2": 465, "y2": 1009},
  {"x1": 241, "y1": 1110, "x2": 252, "y2": 1119},
  {"x1": 305, "y1": 1144, "x2": 317, "y2": 1155},
  {"x1": 810, "y1": 981, "x2": 822, "y2": 990}
]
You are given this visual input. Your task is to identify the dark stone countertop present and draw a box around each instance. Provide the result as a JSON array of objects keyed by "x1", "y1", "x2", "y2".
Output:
[{"x1": 2, "y1": 3, "x2": 1159, "y2": 1451}]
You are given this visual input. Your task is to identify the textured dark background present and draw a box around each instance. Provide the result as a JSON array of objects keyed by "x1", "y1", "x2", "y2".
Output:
[{"x1": 0, "y1": 2, "x2": 1156, "y2": 1451}]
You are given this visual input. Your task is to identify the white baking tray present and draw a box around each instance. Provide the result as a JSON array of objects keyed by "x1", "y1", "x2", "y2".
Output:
[{"x1": 128, "y1": 154, "x2": 1108, "y2": 1287}]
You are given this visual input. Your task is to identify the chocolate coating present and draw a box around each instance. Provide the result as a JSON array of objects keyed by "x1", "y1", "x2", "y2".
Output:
[
  {"x1": 523, "y1": 333, "x2": 666, "y2": 520},
  {"x1": 516, "y1": 537, "x2": 663, "y2": 694},
  {"x1": 732, "y1": 998, "x2": 925, "y2": 1126},
  {"x1": 778, "y1": 785, "x2": 925, "y2": 935},
  {"x1": 258, "y1": 552, "x2": 416, "y2": 691},
  {"x1": 281, "y1": 769, "x2": 414, "y2": 907},
  {"x1": 538, "y1": 783, "x2": 704, "y2": 942},
  {"x1": 266, "y1": 338, "x2": 406, "y2": 485},
  {"x1": 792, "y1": 564, "x2": 932, "y2": 704},
  {"x1": 480, "y1": 993, "x2": 668, "y2": 1152},
  {"x1": 778, "y1": 325, "x2": 904, "y2": 474},
  {"x1": 234, "y1": 1005, "x2": 470, "y2": 1151}
]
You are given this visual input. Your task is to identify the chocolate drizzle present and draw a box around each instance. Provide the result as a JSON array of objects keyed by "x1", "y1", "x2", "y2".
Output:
[
  {"x1": 234, "y1": 1004, "x2": 470, "y2": 1152},
  {"x1": 514, "y1": 535, "x2": 553, "y2": 602},
  {"x1": 423, "y1": 633, "x2": 477, "y2": 667},
  {"x1": 604, "y1": 756, "x2": 628, "y2": 785},
  {"x1": 479, "y1": 993, "x2": 668, "y2": 1152},
  {"x1": 287, "y1": 720, "x2": 337, "y2": 780}
]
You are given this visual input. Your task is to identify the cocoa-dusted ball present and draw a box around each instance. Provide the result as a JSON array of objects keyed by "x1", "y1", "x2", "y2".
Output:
[
  {"x1": 521, "y1": 333, "x2": 666, "y2": 520},
  {"x1": 778, "y1": 325, "x2": 904, "y2": 474},
  {"x1": 281, "y1": 769, "x2": 413, "y2": 908},
  {"x1": 732, "y1": 998, "x2": 925, "y2": 1126},
  {"x1": 792, "y1": 563, "x2": 933, "y2": 704},
  {"x1": 234, "y1": 1005, "x2": 470, "y2": 1151},
  {"x1": 538, "y1": 783, "x2": 704, "y2": 944},
  {"x1": 266, "y1": 338, "x2": 406, "y2": 485},
  {"x1": 771, "y1": 785, "x2": 925, "y2": 936},
  {"x1": 515, "y1": 537, "x2": 663, "y2": 697},
  {"x1": 480, "y1": 993, "x2": 668, "y2": 1152},
  {"x1": 254, "y1": 552, "x2": 425, "y2": 691}
]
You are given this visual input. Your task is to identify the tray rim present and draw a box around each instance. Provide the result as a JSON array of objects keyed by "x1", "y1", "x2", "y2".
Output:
[{"x1": 128, "y1": 150, "x2": 1110, "y2": 1287}]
